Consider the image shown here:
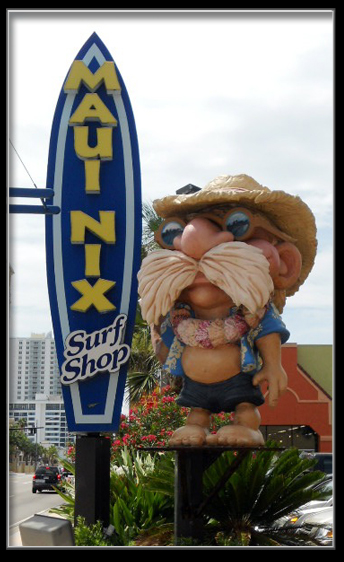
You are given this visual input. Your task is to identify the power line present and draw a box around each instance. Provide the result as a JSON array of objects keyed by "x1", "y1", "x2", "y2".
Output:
[
  {"x1": 9, "y1": 139, "x2": 48, "y2": 211},
  {"x1": 9, "y1": 138, "x2": 39, "y2": 190}
]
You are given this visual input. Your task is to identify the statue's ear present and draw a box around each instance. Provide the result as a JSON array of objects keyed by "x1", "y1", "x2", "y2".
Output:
[{"x1": 273, "y1": 242, "x2": 302, "y2": 290}]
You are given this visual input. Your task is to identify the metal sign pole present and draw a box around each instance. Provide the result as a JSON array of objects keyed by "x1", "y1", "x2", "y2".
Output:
[
  {"x1": 174, "y1": 449, "x2": 205, "y2": 543},
  {"x1": 74, "y1": 434, "x2": 111, "y2": 527}
]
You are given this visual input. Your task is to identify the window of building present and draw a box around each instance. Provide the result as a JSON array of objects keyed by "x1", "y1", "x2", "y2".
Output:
[{"x1": 260, "y1": 425, "x2": 318, "y2": 451}]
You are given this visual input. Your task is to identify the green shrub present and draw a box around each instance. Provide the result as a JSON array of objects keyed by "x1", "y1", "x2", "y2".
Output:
[
  {"x1": 74, "y1": 517, "x2": 117, "y2": 546},
  {"x1": 109, "y1": 447, "x2": 174, "y2": 545}
]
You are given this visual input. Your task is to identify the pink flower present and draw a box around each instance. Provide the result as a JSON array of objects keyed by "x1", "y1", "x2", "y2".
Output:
[
  {"x1": 122, "y1": 435, "x2": 131, "y2": 445},
  {"x1": 194, "y1": 321, "x2": 213, "y2": 349}
]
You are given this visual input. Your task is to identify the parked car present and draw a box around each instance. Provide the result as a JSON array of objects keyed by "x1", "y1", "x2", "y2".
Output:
[
  {"x1": 273, "y1": 476, "x2": 332, "y2": 521},
  {"x1": 49, "y1": 465, "x2": 61, "y2": 477},
  {"x1": 278, "y1": 477, "x2": 333, "y2": 545},
  {"x1": 300, "y1": 451, "x2": 332, "y2": 475},
  {"x1": 32, "y1": 466, "x2": 62, "y2": 493},
  {"x1": 313, "y1": 453, "x2": 332, "y2": 475},
  {"x1": 288, "y1": 506, "x2": 333, "y2": 546},
  {"x1": 60, "y1": 467, "x2": 74, "y2": 483}
]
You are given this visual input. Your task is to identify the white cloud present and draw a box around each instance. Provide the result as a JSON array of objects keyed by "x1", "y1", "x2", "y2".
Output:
[
  {"x1": 283, "y1": 307, "x2": 333, "y2": 344},
  {"x1": 287, "y1": 247, "x2": 333, "y2": 309}
]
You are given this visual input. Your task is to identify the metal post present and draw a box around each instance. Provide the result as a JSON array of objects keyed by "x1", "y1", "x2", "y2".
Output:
[
  {"x1": 35, "y1": 427, "x2": 38, "y2": 469},
  {"x1": 174, "y1": 450, "x2": 205, "y2": 544},
  {"x1": 74, "y1": 435, "x2": 110, "y2": 528}
]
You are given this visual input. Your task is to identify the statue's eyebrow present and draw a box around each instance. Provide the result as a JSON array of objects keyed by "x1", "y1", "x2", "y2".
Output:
[
  {"x1": 182, "y1": 205, "x2": 296, "y2": 244},
  {"x1": 184, "y1": 205, "x2": 231, "y2": 222}
]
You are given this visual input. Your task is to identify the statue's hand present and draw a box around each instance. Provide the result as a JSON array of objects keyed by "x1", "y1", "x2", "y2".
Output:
[{"x1": 252, "y1": 364, "x2": 288, "y2": 408}]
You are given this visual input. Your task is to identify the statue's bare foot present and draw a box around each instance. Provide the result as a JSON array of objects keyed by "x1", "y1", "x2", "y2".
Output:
[
  {"x1": 168, "y1": 424, "x2": 208, "y2": 446},
  {"x1": 206, "y1": 425, "x2": 264, "y2": 447}
]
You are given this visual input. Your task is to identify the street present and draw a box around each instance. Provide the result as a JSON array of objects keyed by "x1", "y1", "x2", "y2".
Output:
[{"x1": 8, "y1": 472, "x2": 66, "y2": 547}]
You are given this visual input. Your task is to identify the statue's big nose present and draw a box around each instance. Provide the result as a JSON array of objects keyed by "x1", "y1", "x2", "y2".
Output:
[{"x1": 173, "y1": 217, "x2": 234, "y2": 260}]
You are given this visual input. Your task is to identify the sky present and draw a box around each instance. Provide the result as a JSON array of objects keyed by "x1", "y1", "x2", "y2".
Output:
[{"x1": 8, "y1": 9, "x2": 334, "y2": 346}]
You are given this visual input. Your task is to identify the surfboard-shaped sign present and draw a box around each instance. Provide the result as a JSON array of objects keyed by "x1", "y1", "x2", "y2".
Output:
[{"x1": 45, "y1": 33, "x2": 141, "y2": 432}]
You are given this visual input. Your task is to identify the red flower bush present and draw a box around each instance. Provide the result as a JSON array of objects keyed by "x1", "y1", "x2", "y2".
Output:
[
  {"x1": 66, "y1": 385, "x2": 234, "y2": 464},
  {"x1": 111, "y1": 385, "x2": 234, "y2": 462}
]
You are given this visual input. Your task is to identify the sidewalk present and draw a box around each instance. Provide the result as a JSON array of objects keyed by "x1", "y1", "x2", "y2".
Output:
[{"x1": 8, "y1": 527, "x2": 22, "y2": 547}]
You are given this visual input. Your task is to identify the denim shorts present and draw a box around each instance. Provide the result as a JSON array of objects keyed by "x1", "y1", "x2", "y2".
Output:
[{"x1": 176, "y1": 372, "x2": 265, "y2": 413}]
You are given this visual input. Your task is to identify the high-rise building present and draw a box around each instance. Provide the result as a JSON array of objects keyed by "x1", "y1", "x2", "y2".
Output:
[
  {"x1": 9, "y1": 395, "x2": 69, "y2": 449},
  {"x1": 9, "y1": 333, "x2": 72, "y2": 450},
  {"x1": 9, "y1": 332, "x2": 61, "y2": 402}
]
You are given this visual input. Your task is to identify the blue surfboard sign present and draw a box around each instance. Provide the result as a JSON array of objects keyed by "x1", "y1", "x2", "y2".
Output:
[{"x1": 45, "y1": 33, "x2": 141, "y2": 432}]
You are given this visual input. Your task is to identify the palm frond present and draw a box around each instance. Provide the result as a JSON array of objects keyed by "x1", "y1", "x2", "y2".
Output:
[
  {"x1": 201, "y1": 442, "x2": 331, "y2": 545},
  {"x1": 127, "y1": 316, "x2": 161, "y2": 403},
  {"x1": 142, "y1": 200, "x2": 163, "y2": 251},
  {"x1": 125, "y1": 371, "x2": 160, "y2": 404}
]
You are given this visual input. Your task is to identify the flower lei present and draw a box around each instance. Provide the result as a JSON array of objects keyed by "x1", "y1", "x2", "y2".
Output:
[{"x1": 170, "y1": 303, "x2": 267, "y2": 349}]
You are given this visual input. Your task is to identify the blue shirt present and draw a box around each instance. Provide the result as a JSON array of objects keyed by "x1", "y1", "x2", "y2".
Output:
[{"x1": 160, "y1": 302, "x2": 290, "y2": 377}]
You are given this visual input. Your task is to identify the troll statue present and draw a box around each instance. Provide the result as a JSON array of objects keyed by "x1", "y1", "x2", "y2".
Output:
[{"x1": 137, "y1": 175, "x2": 317, "y2": 447}]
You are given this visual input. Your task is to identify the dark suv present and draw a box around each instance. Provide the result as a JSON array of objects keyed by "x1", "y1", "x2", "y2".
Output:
[{"x1": 32, "y1": 466, "x2": 61, "y2": 493}]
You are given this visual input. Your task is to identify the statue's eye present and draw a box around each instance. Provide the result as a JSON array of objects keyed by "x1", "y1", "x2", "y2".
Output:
[
  {"x1": 225, "y1": 211, "x2": 251, "y2": 240},
  {"x1": 160, "y1": 220, "x2": 185, "y2": 248}
]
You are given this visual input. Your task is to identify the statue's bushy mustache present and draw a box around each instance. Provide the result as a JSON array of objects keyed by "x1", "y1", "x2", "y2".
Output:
[{"x1": 137, "y1": 242, "x2": 274, "y2": 326}]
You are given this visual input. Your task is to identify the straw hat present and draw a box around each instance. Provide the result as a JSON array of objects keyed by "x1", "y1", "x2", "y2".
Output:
[{"x1": 153, "y1": 174, "x2": 317, "y2": 296}]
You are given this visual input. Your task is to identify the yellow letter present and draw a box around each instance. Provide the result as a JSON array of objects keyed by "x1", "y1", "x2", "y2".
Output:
[
  {"x1": 84, "y1": 160, "x2": 101, "y2": 193},
  {"x1": 71, "y1": 279, "x2": 116, "y2": 313},
  {"x1": 74, "y1": 126, "x2": 113, "y2": 160},
  {"x1": 64, "y1": 60, "x2": 121, "y2": 94},
  {"x1": 85, "y1": 244, "x2": 101, "y2": 277},
  {"x1": 69, "y1": 93, "x2": 117, "y2": 126},
  {"x1": 71, "y1": 211, "x2": 115, "y2": 244}
]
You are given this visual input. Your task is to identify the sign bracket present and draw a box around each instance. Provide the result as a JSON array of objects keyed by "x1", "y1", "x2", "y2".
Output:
[{"x1": 9, "y1": 187, "x2": 60, "y2": 215}]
